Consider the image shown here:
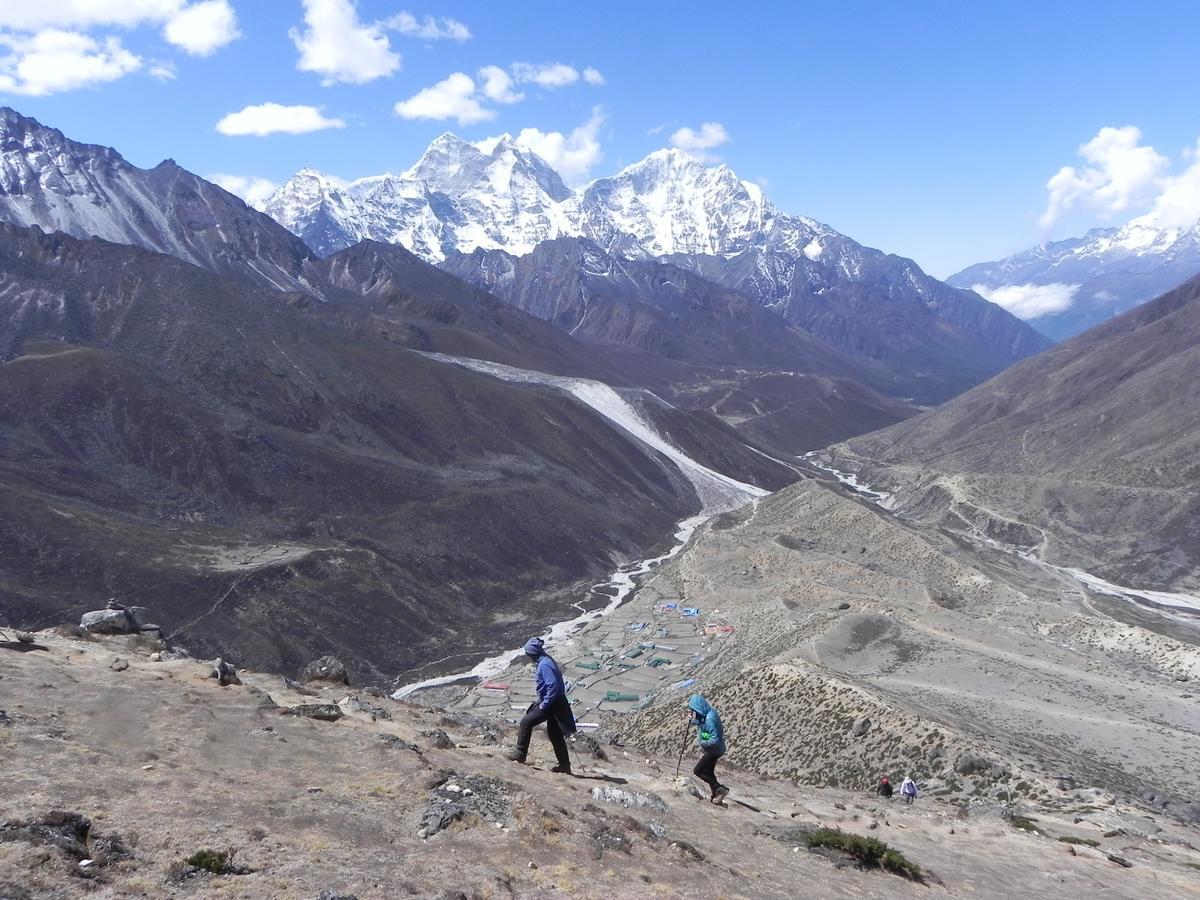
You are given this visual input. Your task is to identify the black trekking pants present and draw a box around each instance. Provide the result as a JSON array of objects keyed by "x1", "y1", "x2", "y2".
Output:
[
  {"x1": 515, "y1": 698, "x2": 571, "y2": 768},
  {"x1": 693, "y1": 748, "x2": 724, "y2": 795}
]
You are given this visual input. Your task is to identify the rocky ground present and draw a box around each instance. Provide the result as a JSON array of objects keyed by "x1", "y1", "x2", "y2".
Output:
[
  {"x1": 4, "y1": 629, "x2": 1199, "y2": 898},
  {"x1": 429, "y1": 476, "x2": 1200, "y2": 829}
]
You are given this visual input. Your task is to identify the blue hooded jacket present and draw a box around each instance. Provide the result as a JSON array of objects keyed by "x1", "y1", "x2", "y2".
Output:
[
  {"x1": 688, "y1": 694, "x2": 726, "y2": 755},
  {"x1": 524, "y1": 637, "x2": 574, "y2": 720},
  {"x1": 523, "y1": 638, "x2": 576, "y2": 736}
]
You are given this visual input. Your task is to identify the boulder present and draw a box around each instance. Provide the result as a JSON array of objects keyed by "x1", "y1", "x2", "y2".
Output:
[
  {"x1": 422, "y1": 729, "x2": 453, "y2": 749},
  {"x1": 590, "y1": 786, "x2": 669, "y2": 814},
  {"x1": 110, "y1": 658, "x2": 129, "y2": 672},
  {"x1": 299, "y1": 656, "x2": 350, "y2": 686},
  {"x1": 850, "y1": 717, "x2": 871, "y2": 737},
  {"x1": 210, "y1": 658, "x2": 241, "y2": 687},
  {"x1": 337, "y1": 695, "x2": 392, "y2": 721},
  {"x1": 288, "y1": 704, "x2": 343, "y2": 722},
  {"x1": 955, "y1": 752, "x2": 993, "y2": 776},
  {"x1": 80, "y1": 609, "x2": 136, "y2": 634},
  {"x1": 572, "y1": 731, "x2": 609, "y2": 761}
]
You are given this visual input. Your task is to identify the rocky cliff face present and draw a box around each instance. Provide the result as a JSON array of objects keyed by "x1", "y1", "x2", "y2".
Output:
[{"x1": 0, "y1": 107, "x2": 315, "y2": 292}]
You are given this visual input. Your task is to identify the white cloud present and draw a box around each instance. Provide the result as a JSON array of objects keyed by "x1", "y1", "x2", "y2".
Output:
[
  {"x1": 478, "y1": 64, "x2": 522, "y2": 104},
  {"x1": 393, "y1": 72, "x2": 493, "y2": 125},
  {"x1": 669, "y1": 121, "x2": 730, "y2": 161},
  {"x1": 972, "y1": 282, "x2": 1079, "y2": 319},
  {"x1": 0, "y1": 2, "x2": 183, "y2": 30},
  {"x1": 397, "y1": 62, "x2": 603, "y2": 126},
  {"x1": 646, "y1": 122, "x2": 667, "y2": 135},
  {"x1": 163, "y1": 1, "x2": 239, "y2": 56},
  {"x1": 387, "y1": 12, "x2": 470, "y2": 41},
  {"x1": 0, "y1": 29, "x2": 141, "y2": 96},
  {"x1": 216, "y1": 103, "x2": 346, "y2": 137},
  {"x1": 208, "y1": 173, "x2": 277, "y2": 210},
  {"x1": 1039, "y1": 126, "x2": 1168, "y2": 229},
  {"x1": 495, "y1": 107, "x2": 607, "y2": 185},
  {"x1": 1129, "y1": 139, "x2": 1200, "y2": 231},
  {"x1": 291, "y1": 0, "x2": 400, "y2": 85},
  {"x1": 0, "y1": 2, "x2": 237, "y2": 96},
  {"x1": 1040, "y1": 127, "x2": 1200, "y2": 233},
  {"x1": 512, "y1": 62, "x2": 579, "y2": 88},
  {"x1": 0, "y1": 2, "x2": 239, "y2": 56},
  {"x1": 582, "y1": 66, "x2": 604, "y2": 86}
]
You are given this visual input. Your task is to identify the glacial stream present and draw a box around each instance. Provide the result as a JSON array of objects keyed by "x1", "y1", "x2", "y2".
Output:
[{"x1": 392, "y1": 354, "x2": 765, "y2": 699}]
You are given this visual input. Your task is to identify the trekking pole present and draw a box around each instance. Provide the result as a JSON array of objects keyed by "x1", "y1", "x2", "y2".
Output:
[{"x1": 674, "y1": 719, "x2": 691, "y2": 777}]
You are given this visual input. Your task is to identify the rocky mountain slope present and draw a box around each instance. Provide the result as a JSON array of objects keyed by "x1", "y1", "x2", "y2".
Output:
[
  {"x1": 4, "y1": 627, "x2": 1197, "y2": 899},
  {"x1": 442, "y1": 236, "x2": 918, "y2": 452},
  {"x1": 0, "y1": 107, "x2": 315, "y2": 293},
  {"x1": 266, "y1": 138, "x2": 1052, "y2": 404},
  {"x1": 0, "y1": 223, "x2": 791, "y2": 681},
  {"x1": 820, "y1": 274, "x2": 1200, "y2": 595},
  {"x1": 415, "y1": 468, "x2": 1200, "y2": 859},
  {"x1": 951, "y1": 218, "x2": 1200, "y2": 340}
]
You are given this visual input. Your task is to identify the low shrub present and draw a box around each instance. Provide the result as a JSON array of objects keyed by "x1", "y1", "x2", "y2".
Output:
[
  {"x1": 184, "y1": 848, "x2": 233, "y2": 874},
  {"x1": 806, "y1": 828, "x2": 923, "y2": 881},
  {"x1": 1057, "y1": 836, "x2": 1100, "y2": 847}
]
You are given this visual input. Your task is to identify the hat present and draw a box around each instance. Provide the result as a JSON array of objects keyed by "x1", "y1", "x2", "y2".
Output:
[{"x1": 524, "y1": 637, "x2": 545, "y2": 658}]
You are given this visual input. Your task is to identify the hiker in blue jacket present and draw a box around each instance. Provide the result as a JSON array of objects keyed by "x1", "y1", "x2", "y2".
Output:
[
  {"x1": 508, "y1": 637, "x2": 577, "y2": 774},
  {"x1": 688, "y1": 694, "x2": 729, "y2": 803}
]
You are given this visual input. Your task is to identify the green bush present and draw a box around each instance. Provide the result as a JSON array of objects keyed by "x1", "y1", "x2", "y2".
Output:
[
  {"x1": 1057, "y1": 836, "x2": 1100, "y2": 847},
  {"x1": 806, "y1": 828, "x2": 923, "y2": 881},
  {"x1": 184, "y1": 849, "x2": 231, "y2": 874},
  {"x1": 1009, "y1": 815, "x2": 1043, "y2": 835}
]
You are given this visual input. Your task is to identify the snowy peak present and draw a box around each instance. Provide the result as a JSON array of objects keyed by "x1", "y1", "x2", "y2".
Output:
[
  {"x1": 262, "y1": 169, "x2": 366, "y2": 259},
  {"x1": 951, "y1": 214, "x2": 1200, "y2": 339},
  {"x1": 578, "y1": 148, "x2": 774, "y2": 257}
]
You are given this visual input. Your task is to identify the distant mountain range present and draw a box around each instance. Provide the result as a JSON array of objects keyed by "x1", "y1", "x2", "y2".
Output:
[
  {"x1": 265, "y1": 134, "x2": 1051, "y2": 404},
  {"x1": 950, "y1": 217, "x2": 1200, "y2": 340}
]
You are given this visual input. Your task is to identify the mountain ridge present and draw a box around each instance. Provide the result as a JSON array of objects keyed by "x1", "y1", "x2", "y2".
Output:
[
  {"x1": 951, "y1": 216, "x2": 1200, "y2": 339},
  {"x1": 265, "y1": 132, "x2": 1052, "y2": 403}
]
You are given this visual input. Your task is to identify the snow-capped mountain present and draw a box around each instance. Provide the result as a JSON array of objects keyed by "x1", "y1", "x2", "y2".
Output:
[
  {"x1": 265, "y1": 137, "x2": 1051, "y2": 401},
  {"x1": 264, "y1": 134, "x2": 580, "y2": 262},
  {"x1": 950, "y1": 218, "x2": 1200, "y2": 340},
  {"x1": 0, "y1": 107, "x2": 314, "y2": 292}
]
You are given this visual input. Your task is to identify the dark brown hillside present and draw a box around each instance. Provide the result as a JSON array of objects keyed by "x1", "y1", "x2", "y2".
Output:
[
  {"x1": 444, "y1": 237, "x2": 919, "y2": 453},
  {"x1": 0, "y1": 224, "x2": 780, "y2": 680}
]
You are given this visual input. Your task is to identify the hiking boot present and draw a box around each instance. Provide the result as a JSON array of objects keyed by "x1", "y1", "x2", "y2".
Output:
[
  {"x1": 550, "y1": 764, "x2": 572, "y2": 775},
  {"x1": 506, "y1": 749, "x2": 528, "y2": 764},
  {"x1": 711, "y1": 785, "x2": 729, "y2": 804}
]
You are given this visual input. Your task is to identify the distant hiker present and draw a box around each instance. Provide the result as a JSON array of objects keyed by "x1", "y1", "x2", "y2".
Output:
[
  {"x1": 687, "y1": 694, "x2": 729, "y2": 804},
  {"x1": 508, "y1": 638, "x2": 576, "y2": 774},
  {"x1": 900, "y1": 775, "x2": 918, "y2": 805},
  {"x1": 877, "y1": 776, "x2": 894, "y2": 799}
]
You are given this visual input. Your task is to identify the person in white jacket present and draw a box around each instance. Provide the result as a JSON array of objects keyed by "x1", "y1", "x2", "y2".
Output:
[{"x1": 900, "y1": 776, "x2": 919, "y2": 805}]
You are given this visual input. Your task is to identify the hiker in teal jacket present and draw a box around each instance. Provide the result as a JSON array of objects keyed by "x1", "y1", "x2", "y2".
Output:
[{"x1": 688, "y1": 694, "x2": 728, "y2": 802}]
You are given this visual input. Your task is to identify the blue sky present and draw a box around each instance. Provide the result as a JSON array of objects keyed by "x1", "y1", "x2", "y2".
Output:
[{"x1": 2, "y1": 1, "x2": 1199, "y2": 277}]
